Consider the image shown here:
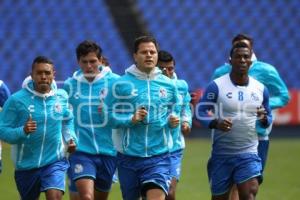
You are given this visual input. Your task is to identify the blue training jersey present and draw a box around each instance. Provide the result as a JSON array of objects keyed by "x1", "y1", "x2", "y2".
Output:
[
  {"x1": 211, "y1": 60, "x2": 289, "y2": 136},
  {"x1": 0, "y1": 78, "x2": 76, "y2": 170},
  {"x1": 197, "y1": 74, "x2": 272, "y2": 155},
  {"x1": 168, "y1": 75, "x2": 192, "y2": 152},
  {"x1": 105, "y1": 65, "x2": 180, "y2": 157},
  {"x1": 64, "y1": 66, "x2": 120, "y2": 156}
]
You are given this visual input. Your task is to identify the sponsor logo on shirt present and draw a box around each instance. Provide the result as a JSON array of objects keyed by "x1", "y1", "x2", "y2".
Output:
[
  {"x1": 226, "y1": 92, "x2": 232, "y2": 99},
  {"x1": 131, "y1": 89, "x2": 138, "y2": 96},
  {"x1": 28, "y1": 105, "x2": 35, "y2": 113}
]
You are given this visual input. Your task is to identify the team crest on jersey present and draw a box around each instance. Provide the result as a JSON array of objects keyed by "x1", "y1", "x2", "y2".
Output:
[
  {"x1": 54, "y1": 102, "x2": 62, "y2": 113},
  {"x1": 251, "y1": 92, "x2": 259, "y2": 101},
  {"x1": 159, "y1": 87, "x2": 167, "y2": 98},
  {"x1": 99, "y1": 88, "x2": 108, "y2": 100}
]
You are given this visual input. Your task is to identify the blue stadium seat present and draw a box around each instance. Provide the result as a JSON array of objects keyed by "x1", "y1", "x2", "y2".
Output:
[
  {"x1": 0, "y1": 0, "x2": 299, "y2": 91},
  {"x1": 0, "y1": 0, "x2": 131, "y2": 91},
  {"x1": 136, "y1": 0, "x2": 300, "y2": 89}
]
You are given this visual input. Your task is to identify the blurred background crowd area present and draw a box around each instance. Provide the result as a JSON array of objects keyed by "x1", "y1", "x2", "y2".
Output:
[{"x1": 1, "y1": 0, "x2": 299, "y2": 126}]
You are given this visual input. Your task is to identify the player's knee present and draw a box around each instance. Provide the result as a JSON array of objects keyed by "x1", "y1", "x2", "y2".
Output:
[
  {"x1": 79, "y1": 193, "x2": 93, "y2": 200},
  {"x1": 45, "y1": 189, "x2": 63, "y2": 200},
  {"x1": 239, "y1": 184, "x2": 258, "y2": 200},
  {"x1": 249, "y1": 183, "x2": 259, "y2": 197}
]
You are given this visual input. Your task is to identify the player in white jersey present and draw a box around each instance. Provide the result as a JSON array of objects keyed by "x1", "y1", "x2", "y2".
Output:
[
  {"x1": 211, "y1": 33, "x2": 290, "y2": 200},
  {"x1": 196, "y1": 43, "x2": 272, "y2": 200}
]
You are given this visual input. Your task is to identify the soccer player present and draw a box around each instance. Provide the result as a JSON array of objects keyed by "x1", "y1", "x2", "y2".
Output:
[
  {"x1": 105, "y1": 36, "x2": 180, "y2": 200},
  {"x1": 157, "y1": 50, "x2": 192, "y2": 200},
  {"x1": 212, "y1": 34, "x2": 289, "y2": 168},
  {"x1": 64, "y1": 40, "x2": 119, "y2": 200},
  {"x1": 197, "y1": 43, "x2": 272, "y2": 200},
  {"x1": 0, "y1": 80, "x2": 11, "y2": 174},
  {"x1": 0, "y1": 56, "x2": 77, "y2": 200},
  {"x1": 211, "y1": 33, "x2": 290, "y2": 200}
]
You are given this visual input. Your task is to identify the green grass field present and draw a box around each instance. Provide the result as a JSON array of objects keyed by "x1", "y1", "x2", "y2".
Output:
[{"x1": 1, "y1": 138, "x2": 299, "y2": 199}]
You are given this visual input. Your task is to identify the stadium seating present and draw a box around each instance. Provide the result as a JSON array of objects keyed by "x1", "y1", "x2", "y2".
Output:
[
  {"x1": 0, "y1": 0, "x2": 130, "y2": 91},
  {"x1": 0, "y1": 0, "x2": 299, "y2": 92},
  {"x1": 136, "y1": 0, "x2": 300, "y2": 90}
]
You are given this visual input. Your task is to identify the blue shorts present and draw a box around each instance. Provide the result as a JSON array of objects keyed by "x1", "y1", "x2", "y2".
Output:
[
  {"x1": 258, "y1": 139, "x2": 269, "y2": 172},
  {"x1": 68, "y1": 151, "x2": 117, "y2": 192},
  {"x1": 67, "y1": 166, "x2": 119, "y2": 192},
  {"x1": 169, "y1": 149, "x2": 183, "y2": 181},
  {"x1": 67, "y1": 166, "x2": 77, "y2": 192},
  {"x1": 257, "y1": 139, "x2": 269, "y2": 184},
  {"x1": 207, "y1": 153, "x2": 262, "y2": 195},
  {"x1": 117, "y1": 152, "x2": 171, "y2": 200},
  {"x1": 15, "y1": 158, "x2": 69, "y2": 200}
]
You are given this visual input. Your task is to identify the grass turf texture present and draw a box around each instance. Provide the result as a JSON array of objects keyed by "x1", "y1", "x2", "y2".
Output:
[{"x1": 0, "y1": 138, "x2": 299, "y2": 199}]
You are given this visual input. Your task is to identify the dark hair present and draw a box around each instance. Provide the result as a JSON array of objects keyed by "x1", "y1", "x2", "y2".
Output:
[
  {"x1": 101, "y1": 56, "x2": 109, "y2": 66},
  {"x1": 232, "y1": 33, "x2": 253, "y2": 47},
  {"x1": 31, "y1": 56, "x2": 54, "y2": 71},
  {"x1": 76, "y1": 40, "x2": 102, "y2": 61},
  {"x1": 230, "y1": 42, "x2": 252, "y2": 58},
  {"x1": 158, "y1": 50, "x2": 175, "y2": 65},
  {"x1": 133, "y1": 36, "x2": 159, "y2": 53}
]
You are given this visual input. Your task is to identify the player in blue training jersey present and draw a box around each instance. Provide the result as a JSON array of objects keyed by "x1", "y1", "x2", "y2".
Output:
[
  {"x1": 0, "y1": 56, "x2": 77, "y2": 200},
  {"x1": 105, "y1": 36, "x2": 180, "y2": 200},
  {"x1": 64, "y1": 40, "x2": 120, "y2": 200},
  {"x1": 0, "y1": 80, "x2": 11, "y2": 174},
  {"x1": 157, "y1": 50, "x2": 192, "y2": 200},
  {"x1": 197, "y1": 43, "x2": 272, "y2": 200},
  {"x1": 211, "y1": 33, "x2": 290, "y2": 200}
]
